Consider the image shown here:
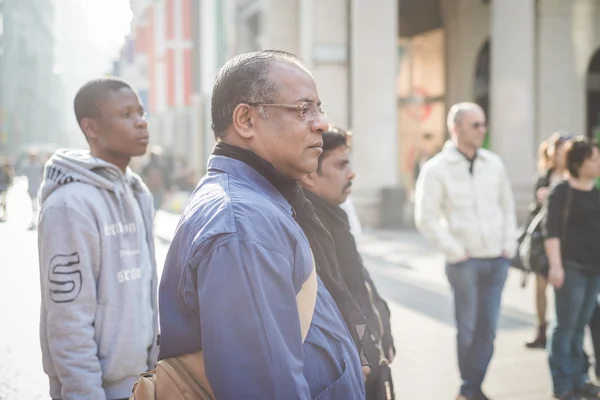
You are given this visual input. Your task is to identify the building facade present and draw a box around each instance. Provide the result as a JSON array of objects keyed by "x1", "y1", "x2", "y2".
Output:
[
  {"x1": 0, "y1": 0, "x2": 64, "y2": 154},
  {"x1": 116, "y1": 0, "x2": 600, "y2": 226},
  {"x1": 230, "y1": 0, "x2": 600, "y2": 226},
  {"x1": 115, "y1": 0, "x2": 229, "y2": 175}
]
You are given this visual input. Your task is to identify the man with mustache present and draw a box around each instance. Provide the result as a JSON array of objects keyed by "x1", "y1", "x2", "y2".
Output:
[
  {"x1": 299, "y1": 125, "x2": 395, "y2": 399},
  {"x1": 158, "y1": 51, "x2": 367, "y2": 399}
]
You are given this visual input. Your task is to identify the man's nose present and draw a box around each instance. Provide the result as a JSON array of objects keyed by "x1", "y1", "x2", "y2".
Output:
[
  {"x1": 348, "y1": 168, "x2": 356, "y2": 180},
  {"x1": 311, "y1": 112, "x2": 329, "y2": 133},
  {"x1": 136, "y1": 116, "x2": 148, "y2": 128}
]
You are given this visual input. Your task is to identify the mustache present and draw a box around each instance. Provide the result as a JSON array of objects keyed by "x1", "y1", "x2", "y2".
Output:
[{"x1": 342, "y1": 181, "x2": 352, "y2": 192}]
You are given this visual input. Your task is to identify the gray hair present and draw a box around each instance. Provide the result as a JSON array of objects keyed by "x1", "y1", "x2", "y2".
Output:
[
  {"x1": 211, "y1": 50, "x2": 310, "y2": 139},
  {"x1": 446, "y1": 102, "x2": 484, "y2": 133}
]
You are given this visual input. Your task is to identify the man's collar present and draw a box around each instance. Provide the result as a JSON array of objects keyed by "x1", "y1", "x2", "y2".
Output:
[
  {"x1": 207, "y1": 155, "x2": 293, "y2": 216},
  {"x1": 304, "y1": 190, "x2": 349, "y2": 226},
  {"x1": 442, "y1": 140, "x2": 489, "y2": 163}
]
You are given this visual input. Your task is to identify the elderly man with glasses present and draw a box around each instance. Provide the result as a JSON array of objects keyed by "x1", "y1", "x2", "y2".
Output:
[{"x1": 157, "y1": 50, "x2": 368, "y2": 400}]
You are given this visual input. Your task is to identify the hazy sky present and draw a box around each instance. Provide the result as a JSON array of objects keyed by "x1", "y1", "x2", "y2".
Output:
[
  {"x1": 77, "y1": 0, "x2": 133, "y2": 53},
  {"x1": 51, "y1": 0, "x2": 135, "y2": 146}
]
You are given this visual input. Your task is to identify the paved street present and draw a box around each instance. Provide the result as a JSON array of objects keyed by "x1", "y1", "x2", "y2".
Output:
[{"x1": 0, "y1": 180, "x2": 561, "y2": 399}]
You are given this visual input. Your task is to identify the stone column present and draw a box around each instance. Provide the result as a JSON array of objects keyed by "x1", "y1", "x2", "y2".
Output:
[
  {"x1": 265, "y1": 0, "x2": 299, "y2": 54},
  {"x1": 299, "y1": 0, "x2": 350, "y2": 131},
  {"x1": 490, "y1": 0, "x2": 536, "y2": 218},
  {"x1": 351, "y1": 0, "x2": 399, "y2": 226}
]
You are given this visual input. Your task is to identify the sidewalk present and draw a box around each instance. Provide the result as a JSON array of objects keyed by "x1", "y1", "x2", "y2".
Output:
[
  {"x1": 154, "y1": 209, "x2": 181, "y2": 243},
  {"x1": 359, "y1": 229, "x2": 553, "y2": 399},
  {"x1": 154, "y1": 209, "x2": 556, "y2": 399}
]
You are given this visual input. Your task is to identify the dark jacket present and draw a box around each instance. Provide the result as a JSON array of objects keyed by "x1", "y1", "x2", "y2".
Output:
[
  {"x1": 305, "y1": 190, "x2": 395, "y2": 359},
  {"x1": 531, "y1": 169, "x2": 553, "y2": 216}
]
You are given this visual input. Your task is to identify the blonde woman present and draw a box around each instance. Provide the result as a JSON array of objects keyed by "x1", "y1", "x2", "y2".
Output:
[{"x1": 526, "y1": 133, "x2": 569, "y2": 348}]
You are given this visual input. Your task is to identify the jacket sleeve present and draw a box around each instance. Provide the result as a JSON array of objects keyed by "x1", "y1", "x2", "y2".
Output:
[
  {"x1": 499, "y1": 165, "x2": 518, "y2": 257},
  {"x1": 414, "y1": 162, "x2": 467, "y2": 262},
  {"x1": 38, "y1": 203, "x2": 105, "y2": 400},
  {"x1": 194, "y1": 239, "x2": 311, "y2": 400}
]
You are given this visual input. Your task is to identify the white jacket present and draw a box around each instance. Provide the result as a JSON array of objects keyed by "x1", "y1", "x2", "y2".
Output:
[{"x1": 414, "y1": 141, "x2": 517, "y2": 263}]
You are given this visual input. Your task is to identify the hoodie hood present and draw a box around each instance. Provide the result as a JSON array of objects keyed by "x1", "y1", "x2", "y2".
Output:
[{"x1": 40, "y1": 148, "x2": 139, "y2": 205}]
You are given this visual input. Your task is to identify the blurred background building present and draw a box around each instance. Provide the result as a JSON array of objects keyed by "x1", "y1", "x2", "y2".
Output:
[
  {"x1": 4, "y1": 0, "x2": 600, "y2": 227},
  {"x1": 0, "y1": 0, "x2": 133, "y2": 158},
  {"x1": 0, "y1": 0, "x2": 64, "y2": 155},
  {"x1": 222, "y1": 0, "x2": 600, "y2": 226}
]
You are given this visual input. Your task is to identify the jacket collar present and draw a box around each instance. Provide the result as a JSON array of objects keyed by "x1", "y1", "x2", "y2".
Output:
[
  {"x1": 442, "y1": 140, "x2": 489, "y2": 163},
  {"x1": 207, "y1": 155, "x2": 293, "y2": 216},
  {"x1": 304, "y1": 190, "x2": 349, "y2": 230}
]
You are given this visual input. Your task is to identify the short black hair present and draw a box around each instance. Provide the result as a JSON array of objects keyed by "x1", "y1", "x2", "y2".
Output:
[
  {"x1": 74, "y1": 78, "x2": 134, "y2": 130},
  {"x1": 317, "y1": 125, "x2": 352, "y2": 173},
  {"x1": 565, "y1": 135, "x2": 598, "y2": 178},
  {"x1": 211, "y1": 50, "x2": 309, "y2": 139}
]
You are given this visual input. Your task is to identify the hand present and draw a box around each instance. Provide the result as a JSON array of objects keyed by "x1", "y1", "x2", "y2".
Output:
[
  {"x1": 388, "y1": 348, "x2": 395, "y2": 363},
  {"x1": 455, "y1": 253, "x2": 470, "y2": 263},
  {"x1": 501, "y1": 251, "x2": 511, "y2": 260},
  {"x1": 362, "y1": 366, "x2": 371, "y2": 382},
  {"x1": 548, "y1": 266, "x2": 565, "y2": 289}
]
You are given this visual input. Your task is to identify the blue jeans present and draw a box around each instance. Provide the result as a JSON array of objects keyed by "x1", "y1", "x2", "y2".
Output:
[
  {"x1": 446, "y1": 257, "x2": 509, "y2": 397},
  {"x1": 548, "y1": 267, "x2": 600, "y2": 395}
]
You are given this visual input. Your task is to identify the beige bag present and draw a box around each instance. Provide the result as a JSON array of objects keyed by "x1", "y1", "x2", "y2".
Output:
[{"x1": 130, "y1": 261, "x2": 317, "y2": 400}]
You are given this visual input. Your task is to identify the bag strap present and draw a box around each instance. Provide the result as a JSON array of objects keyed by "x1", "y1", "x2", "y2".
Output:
[
  {"x1": 364, "y1": 281, "x2": 389, "y2": 366},
  {"x1": 526, "y1": 208, "x2": 546, "y2": 235}
]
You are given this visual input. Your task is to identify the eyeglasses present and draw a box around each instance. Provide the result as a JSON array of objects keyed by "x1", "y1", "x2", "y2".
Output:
[
  {"x1": 472, "y1": 121, "x2": 487, "y2": 129},
  {"x1": 248, "y1": 102, "x2": 328, "y2": 122}
]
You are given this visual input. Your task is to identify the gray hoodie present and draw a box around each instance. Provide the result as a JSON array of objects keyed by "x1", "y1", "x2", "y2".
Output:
[{"x1": 38, "y1": 149, "x2": 159, "y2": 400}]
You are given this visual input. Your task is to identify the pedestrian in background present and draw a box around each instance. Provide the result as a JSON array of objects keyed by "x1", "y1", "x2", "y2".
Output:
[
  {"x1": 22, "y1": 150, "x2": 45, "y2": 230},
  {"x1": 524, "y1": 133, "x2": 570, "y2": 349},
  {"x1": 415, "y1": 102, "x2": 516, "y2": 400},
  {"x1": 141, "y1": 145, "x2": 168, "y2": 211},
  {"x1": 544, "y1": 136, "x2": 600, "y2": 400},
  {"x1": 0, "y1": 157, "x2": 14, "y2": 222}
]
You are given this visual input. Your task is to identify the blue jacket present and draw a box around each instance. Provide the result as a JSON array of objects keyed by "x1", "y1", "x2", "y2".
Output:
[{"x1": 159, "y1": 155, "x2": 365, "y2": 399}]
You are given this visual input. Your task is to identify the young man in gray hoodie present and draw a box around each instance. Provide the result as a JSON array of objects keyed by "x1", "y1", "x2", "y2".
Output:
[{"x1": 37, "y1": 78, "x2": 159, "y2": 400}]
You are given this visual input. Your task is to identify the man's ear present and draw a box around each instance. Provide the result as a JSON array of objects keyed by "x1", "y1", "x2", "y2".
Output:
[
  {"x1": 299, "y1": 171, "x2": 317, "y2": 191},
  {"x1": 232, "y1": 104, "x2": 255, "y2": 139},
  {"x1": 80, "y1": 118, "x2": 98, "y2": 140}
]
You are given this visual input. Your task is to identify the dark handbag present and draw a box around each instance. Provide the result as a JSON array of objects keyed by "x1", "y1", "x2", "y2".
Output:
[
  {"x1": 511, "y1": 226, "x2": 527, "y2": 272},
  {"x1": 518, "y1": 209, "x2": 549, "y2": 276},
  {"x1": 518, "y1": 185, "x2": 573, "y2": 277},
  {"x1": 366, "y1": 362, "x2": 395, "y2": 400}
]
